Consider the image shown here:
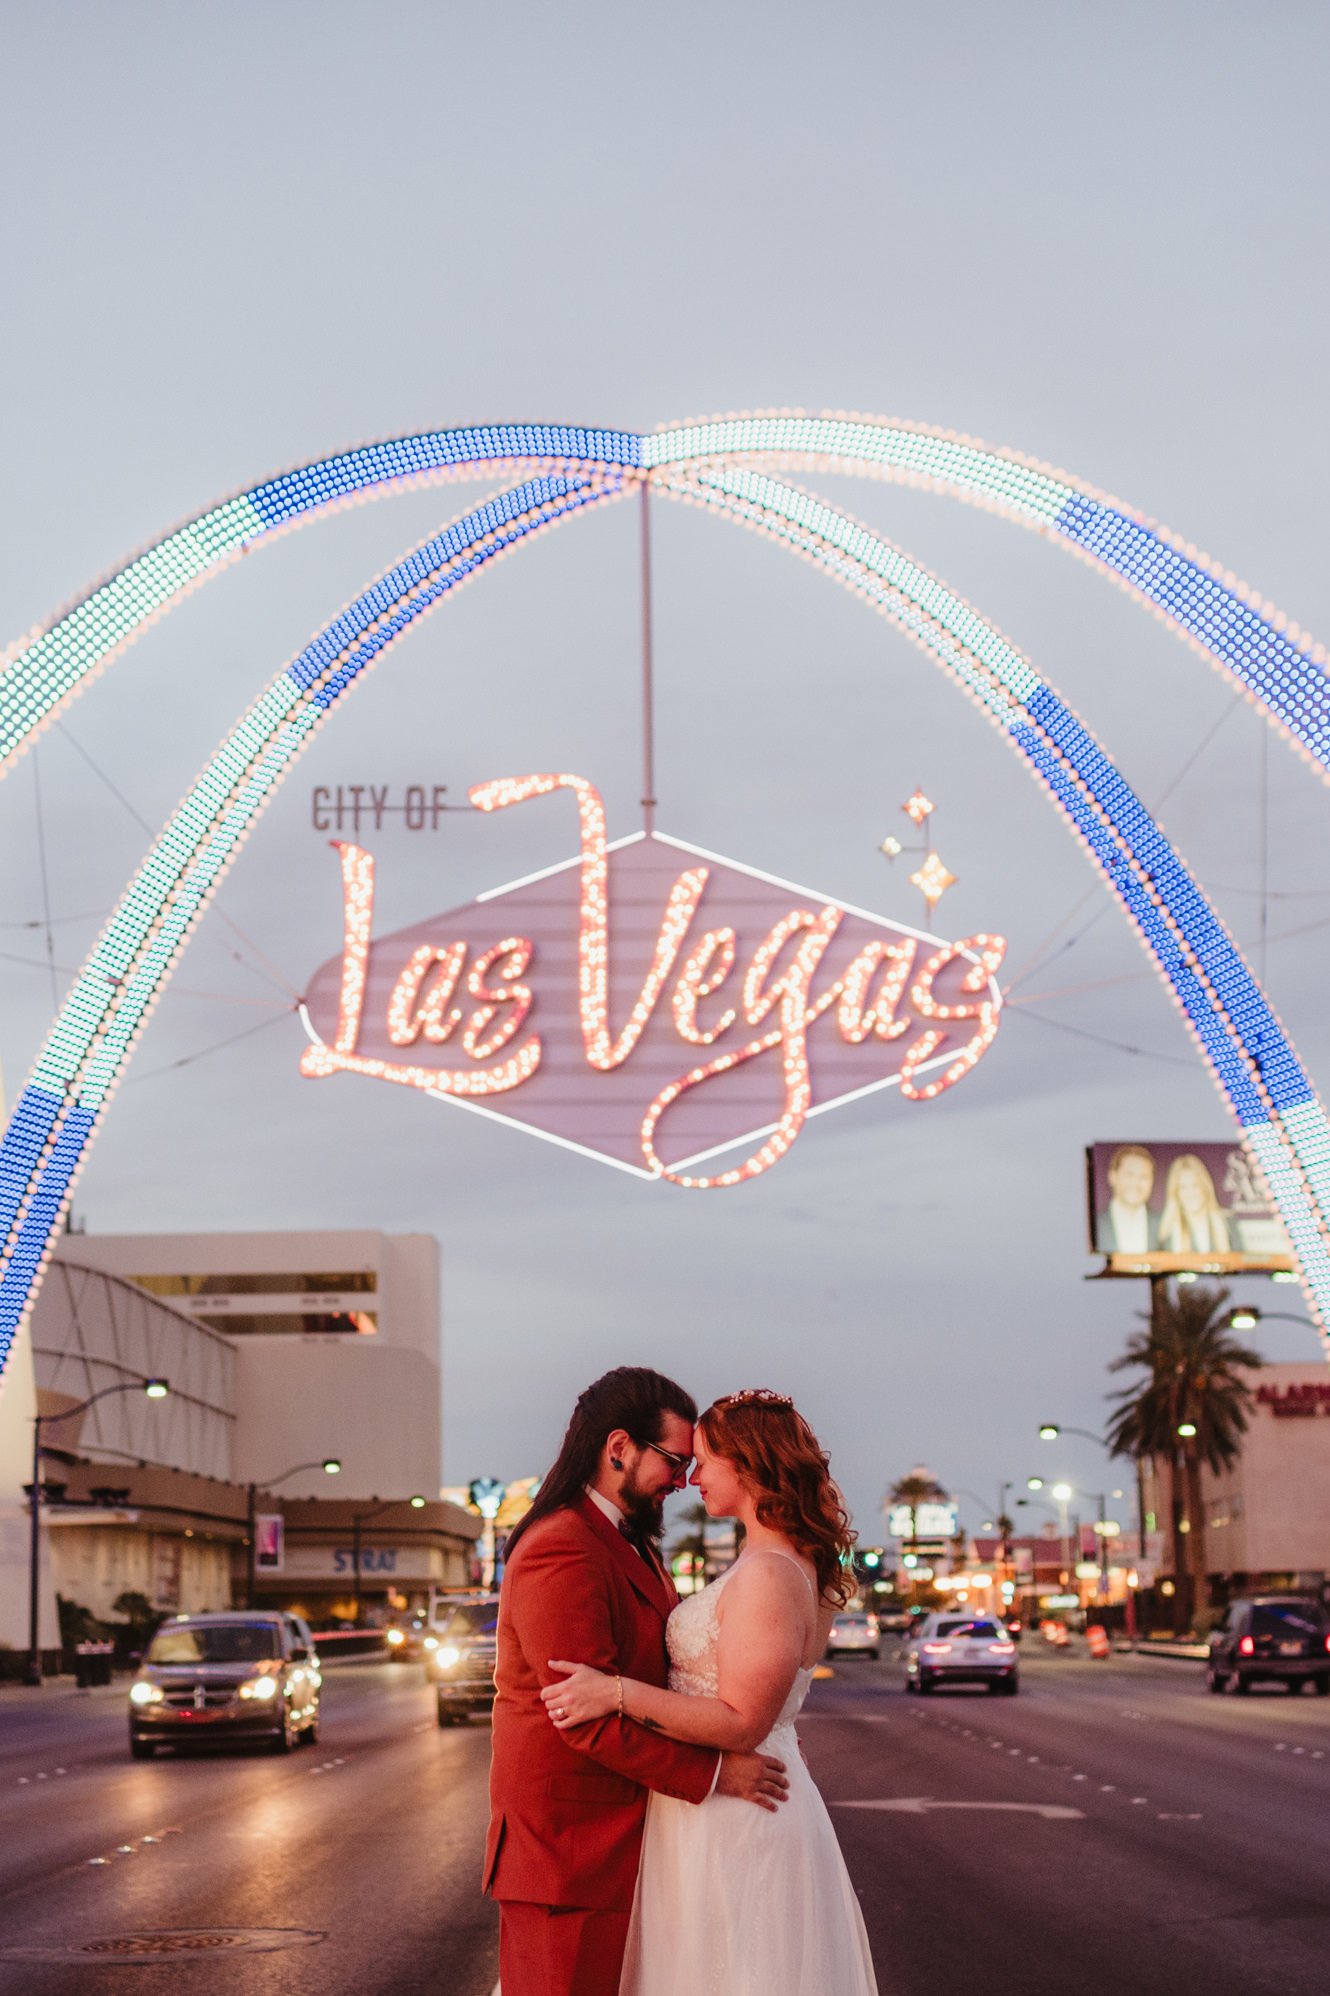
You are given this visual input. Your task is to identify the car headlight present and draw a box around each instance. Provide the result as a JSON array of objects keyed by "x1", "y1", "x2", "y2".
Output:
[
  {"x1": 423, "y1": 1635, "x2": 439, "y2": 1651},
  {"x1": 238, "y1": 1673, "x2": 279, "y2": 1701},
  {"x1": 386, "y1": 1627, "x2": 405, "y2": 1646},
  {"x1": 435, "y1": 1644, "x2": 462, "y2": 1669},
  {"x1": 129, "y1": 1679, "x2": 163, "y2": 1706}
]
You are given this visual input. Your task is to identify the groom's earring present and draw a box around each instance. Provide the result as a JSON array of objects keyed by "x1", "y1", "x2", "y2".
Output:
[{"x1": 610, "y1": 1456, "x2": 623, "y2": 1471}]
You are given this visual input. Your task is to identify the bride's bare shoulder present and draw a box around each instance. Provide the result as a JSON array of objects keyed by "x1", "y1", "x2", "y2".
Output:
[{"x1": 717, "y1": 1546, "x2": 817, "y2": 1614}]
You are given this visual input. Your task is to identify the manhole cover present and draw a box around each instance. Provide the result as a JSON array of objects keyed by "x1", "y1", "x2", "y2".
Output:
[{"x1": 0, "y1": 1927, "x2": 325, "y2": 1963}]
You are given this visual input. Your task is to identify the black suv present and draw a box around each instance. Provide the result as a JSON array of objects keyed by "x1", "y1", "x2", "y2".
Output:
[
  {"x1": 425, "y1": 1594, "x2": 499, "y2": 1726},
  {"x1": 1207, "y1": 1595, "x2": 1330, "y2": 1696}
]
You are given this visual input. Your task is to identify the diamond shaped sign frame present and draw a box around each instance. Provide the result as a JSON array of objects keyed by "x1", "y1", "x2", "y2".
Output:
[{"x1": 300, "y1": 775, "x2": 1006, "y2": 1189}]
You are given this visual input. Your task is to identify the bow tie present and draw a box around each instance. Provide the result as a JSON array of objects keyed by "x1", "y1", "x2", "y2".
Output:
[{"x1": 618, "y1": 1517, "x2": 654, "y2": 1561}]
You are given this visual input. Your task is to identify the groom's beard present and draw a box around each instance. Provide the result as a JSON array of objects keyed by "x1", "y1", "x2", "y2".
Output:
[{"x1": 621, "y1": 1473, "x2": 667, "y2": 1546}]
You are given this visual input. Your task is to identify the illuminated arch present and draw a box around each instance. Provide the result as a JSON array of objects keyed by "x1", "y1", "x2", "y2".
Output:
[{"x1": 0, "y1": 419, "x2": 1326, "y2": 1380}]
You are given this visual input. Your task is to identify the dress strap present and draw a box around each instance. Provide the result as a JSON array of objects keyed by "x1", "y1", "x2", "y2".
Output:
[{"x1": 734, "y1": 1547, "x2": 818, "y2": 1602}]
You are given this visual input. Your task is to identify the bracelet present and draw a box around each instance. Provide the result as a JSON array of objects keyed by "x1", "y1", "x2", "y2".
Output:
[{"x1": 616, "y1": 1675, "x2": 624, "y2": 1719}]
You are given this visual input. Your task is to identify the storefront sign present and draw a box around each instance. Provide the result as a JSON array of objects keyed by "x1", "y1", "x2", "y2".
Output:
[
  {"x1": 300, "y1": 774, "x2": 1006, "y2": 1188},
  {"x1": 1257, "y1": 1380, "x2": 1330, "y2": 1418}
]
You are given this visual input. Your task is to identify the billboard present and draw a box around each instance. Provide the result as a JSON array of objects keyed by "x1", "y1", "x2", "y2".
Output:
[
  {"x1": 887, "y1": 1502, "x2": 959, "y2": 1541},
  {"x1": 1086, "y1": 1141, "x2": 1295, "y2": 1276}
]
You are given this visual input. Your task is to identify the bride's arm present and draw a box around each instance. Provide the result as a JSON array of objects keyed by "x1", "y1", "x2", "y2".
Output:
[{"x1": 543, "y1": 1559, "x2": 809, "y2": 1753}]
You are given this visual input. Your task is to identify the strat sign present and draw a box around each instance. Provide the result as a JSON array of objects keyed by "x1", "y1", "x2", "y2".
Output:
[{"x1": 299, "y1": 774, "x2": 1006, "y2": 1188}]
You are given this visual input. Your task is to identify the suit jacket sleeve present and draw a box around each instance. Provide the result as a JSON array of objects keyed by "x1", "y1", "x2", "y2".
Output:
[{"x1": 510, "y1": 1533, "x2": 720, "y2": 1804}]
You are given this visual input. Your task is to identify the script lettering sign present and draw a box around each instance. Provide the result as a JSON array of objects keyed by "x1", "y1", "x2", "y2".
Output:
[{"x1": 300, "y1": 774, "x2": 1006, "y2": 1187}]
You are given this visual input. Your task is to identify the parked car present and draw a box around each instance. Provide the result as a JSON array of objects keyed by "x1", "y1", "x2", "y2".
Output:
[
  {"x1": 904, "y1": 1612, "x2": 1019, "y2": 1695},
  {"x1": 425, "y1": 1594, "x2": 500, "y2": 1725},
  {"x1": 128, "y1": 1612, "x2": 321, "y2": 1756},
  {"x1": 1207, "y1": 1596, "x2": 1330, "y2": 1696},
  {"x1": 826, "y1": 1611, "x2": 880, "y2": 1659}
]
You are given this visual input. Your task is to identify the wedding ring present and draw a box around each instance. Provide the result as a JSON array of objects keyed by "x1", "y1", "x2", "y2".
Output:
[{"x1": 555, "y1": 1706, "x2": 566, "y2": 1718}]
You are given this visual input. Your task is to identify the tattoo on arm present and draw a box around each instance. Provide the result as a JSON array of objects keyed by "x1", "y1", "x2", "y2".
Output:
[{"x1": 639, "y1": 1714, "x2": 664, "y2": 1733}]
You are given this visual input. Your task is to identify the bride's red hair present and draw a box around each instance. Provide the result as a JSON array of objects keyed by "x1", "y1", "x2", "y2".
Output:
[{"x1": 699, "y1": 1392, "x2": 855, "y2": 1605}]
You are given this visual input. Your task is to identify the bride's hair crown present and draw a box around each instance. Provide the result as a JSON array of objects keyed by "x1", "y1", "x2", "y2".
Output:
[{"x1": 716, "y1": 1388, "x2": 794, "y2": 1409}]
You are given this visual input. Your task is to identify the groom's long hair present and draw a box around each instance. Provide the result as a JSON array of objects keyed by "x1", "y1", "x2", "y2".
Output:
[{"x1": 503, "y1": 1366, "x2": 698, "y2": 1560}]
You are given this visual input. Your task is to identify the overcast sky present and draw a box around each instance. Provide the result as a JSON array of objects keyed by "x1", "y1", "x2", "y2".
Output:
[{"x1": 2, "y1": 2, "x2": 1328, "y2": 1539}]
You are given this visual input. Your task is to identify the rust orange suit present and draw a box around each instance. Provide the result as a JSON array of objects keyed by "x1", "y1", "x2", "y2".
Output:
[{"x1": 484, "y1": 1496, "x2": 720, "y2": 1995}]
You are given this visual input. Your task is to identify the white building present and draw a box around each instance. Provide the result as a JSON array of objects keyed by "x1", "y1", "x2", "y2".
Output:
[{"x1": 50, "y1": 1229, "x2": 442, "y2": 1500}]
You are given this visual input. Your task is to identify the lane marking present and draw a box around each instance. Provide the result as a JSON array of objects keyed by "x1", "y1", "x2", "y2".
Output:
[{"x1": 835, "y1": 1798, "x2": 1084, "y2": 1820}]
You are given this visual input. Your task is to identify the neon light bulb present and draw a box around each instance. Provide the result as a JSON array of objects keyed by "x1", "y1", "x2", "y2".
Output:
[
  {"x1": 673, "y1": 929, "x2": 738, "y2": 1046},
  {"x1": 461, "y1": 939, "x2": 535, "y2": 1060},
  {"x1": 470, "y1": 773, "x2": 708, "y2": 1070},
  {"x1": 387, "y1": 943, "x2": 467, "y2": 1046}
]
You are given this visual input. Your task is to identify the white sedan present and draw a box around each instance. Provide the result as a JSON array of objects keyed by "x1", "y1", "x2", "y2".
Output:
[
  {"x1": 904, "y1": 1612, "x2": 1019, "y2": 1695},
  {"x1": 825, "y1": 1611, "x2": 881, "y2": 1659}
]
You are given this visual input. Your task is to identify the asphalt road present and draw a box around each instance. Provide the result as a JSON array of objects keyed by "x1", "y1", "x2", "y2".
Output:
[
  {"x1": 0, "y1": 1659, "x2": 498, "y2": 1994},
  {"x1": 0, "y1": 1644, "x2": 1326, "y2": 1994},
  {"x1": 808, "y1": 1637, "x2": 1330, "y2": 1996}
]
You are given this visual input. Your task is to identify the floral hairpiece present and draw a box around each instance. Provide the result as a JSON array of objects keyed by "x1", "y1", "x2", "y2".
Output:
[{"x1": 718, "y1": 1388, "x2": 794, "y2": 1408}]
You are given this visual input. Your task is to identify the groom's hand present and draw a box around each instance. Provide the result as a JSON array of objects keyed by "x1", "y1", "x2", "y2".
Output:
[{"x1": 715, "y1": 1750, "x2": 789, "y2": 1812}]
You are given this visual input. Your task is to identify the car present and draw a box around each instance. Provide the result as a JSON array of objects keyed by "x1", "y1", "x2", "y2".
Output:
[
  {"x1": 384, "y1": 1616, "x2": 427, "y2": 1660},
  {"x1": 1207, "y1": 1595, "x2": 1330, "y2": 1696},
  {"x1": 128, "y1": 1611, "x2": 321, "y2": 1757},
  {"x1": 875, "y1": 1609, "x2": 912, "y2": 1635},
  {"x1": 826, "y1": 1611, "x2": 881, "y2": 1659},
  {"x1": 904, "y1": 1612, "x2": 1019, "y2": 1695},
  {"x1": 425, "y1": 1593, "x2": 500, "y2": 1725}
]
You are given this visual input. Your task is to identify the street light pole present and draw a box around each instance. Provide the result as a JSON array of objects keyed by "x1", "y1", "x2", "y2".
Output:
[
  {"x1": 246, "y1": 1458, "x2": 341, "y2": 1609},
  {"x1": 27, "y1": 1377, "x2": 169, "y2": 1686},
  {"x1": 349, "y1": 1496, "x2": 426, "y2": 1627}
]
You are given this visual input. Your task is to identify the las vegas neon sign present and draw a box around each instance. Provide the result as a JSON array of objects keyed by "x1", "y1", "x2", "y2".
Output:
[{"x1": 299, "y1": 774, "x2": 1006, "y2": 1188}]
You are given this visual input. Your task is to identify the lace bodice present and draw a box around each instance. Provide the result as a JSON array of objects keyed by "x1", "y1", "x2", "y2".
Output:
[{"x1": 666, "y1": 1556, "x2": 814, "y2": 1746}]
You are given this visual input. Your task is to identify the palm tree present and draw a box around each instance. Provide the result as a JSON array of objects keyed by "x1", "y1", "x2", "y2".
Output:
[{"x1": 1105, "y1": 1282, "x2": 1261, "y2": 1631}]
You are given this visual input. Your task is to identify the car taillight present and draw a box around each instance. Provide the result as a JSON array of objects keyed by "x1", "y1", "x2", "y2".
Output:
[
  {"x1": 988, "y1": 1642, "x2": 1016, "y2": 1655},
  {"x1": 1323, "y1": 1633, "x2": 1330, "y2": 1655},
  {"x1": 922, "y1": 1642, "x2": 952, "y2": 1655},
  {"x1": 1238, "y1": 1635, "x2": 1255, "y2": 1656}
]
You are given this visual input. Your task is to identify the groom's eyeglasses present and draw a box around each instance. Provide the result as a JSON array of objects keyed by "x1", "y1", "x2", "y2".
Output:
[{"x1": 641, "y1": 1440, "x2": 693, "y2": 1476}]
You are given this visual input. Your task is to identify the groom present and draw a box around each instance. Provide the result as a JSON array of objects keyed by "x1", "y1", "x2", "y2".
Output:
[{"x1": 484, "y1": 1365, "x2": 789, "y2": 1995}]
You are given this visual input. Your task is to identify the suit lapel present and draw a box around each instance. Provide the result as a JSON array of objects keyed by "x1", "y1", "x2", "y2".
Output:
[{"x1": 576, "y1": 1495, "x2": 673, "y2": 1619}]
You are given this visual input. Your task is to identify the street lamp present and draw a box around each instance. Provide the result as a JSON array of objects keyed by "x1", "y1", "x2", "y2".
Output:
[
  {"x1": 350, "y1": 1496, "x2": 426, "y2": 1626},
  {"x1": 1038, "y1": 1422, "x2": 1104, "y2": 1447},
  {"x1": 27, "y1": 1377, "x2": 171, "y2": 1685},
  {"x1": 1224, "y1": 1306, "x2": 1315, "y2": 1335},
  {"x1": 246, "y1": 1458, "x2": 341, "y2": 1609}
]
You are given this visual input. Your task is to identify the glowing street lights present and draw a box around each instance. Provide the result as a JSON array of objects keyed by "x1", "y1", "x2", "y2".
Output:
[
  {"x1": 1224, "y1": 1305, "x2": 1316, "y2": 1336},
  {"x1": 27, "y1": 1377, "x2": 170, "y2": 1685}
]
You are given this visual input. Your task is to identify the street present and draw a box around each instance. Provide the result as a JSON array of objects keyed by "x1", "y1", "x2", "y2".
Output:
[{"x1": 0, "y1": 1645, "x2": 1326, "y2": 1994}]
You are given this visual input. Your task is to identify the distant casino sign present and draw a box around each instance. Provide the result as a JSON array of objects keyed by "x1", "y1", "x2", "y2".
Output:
[{"x1": 299, "y1": 774, "x2": 1006, "y2": 1189}]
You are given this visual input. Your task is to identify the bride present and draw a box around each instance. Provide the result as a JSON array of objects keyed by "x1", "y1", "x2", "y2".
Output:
[{"x1": 542, "y1": 1387, "x2": 879, "y2": 1996}]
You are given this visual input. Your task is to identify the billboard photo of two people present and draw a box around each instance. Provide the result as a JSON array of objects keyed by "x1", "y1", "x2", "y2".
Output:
[{"x1": 1087, "y1": 1140, "x2": 1295, "y2": 1275}]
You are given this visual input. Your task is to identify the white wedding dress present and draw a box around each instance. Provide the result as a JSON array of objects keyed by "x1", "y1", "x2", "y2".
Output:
[{"x1": 620, "y1": 1553, "x2": 879, "y2": 1995}]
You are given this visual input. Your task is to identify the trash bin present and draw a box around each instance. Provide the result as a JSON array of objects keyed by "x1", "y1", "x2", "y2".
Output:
[{"x1": 74, "y1": 1641, "x2": 114, "y2": 1687}]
